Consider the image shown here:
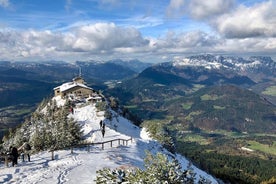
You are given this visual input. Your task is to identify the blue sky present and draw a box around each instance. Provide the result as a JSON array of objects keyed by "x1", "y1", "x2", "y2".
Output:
[{"x1": 0, "y1": 0, "x2": 275, "y2": 62}]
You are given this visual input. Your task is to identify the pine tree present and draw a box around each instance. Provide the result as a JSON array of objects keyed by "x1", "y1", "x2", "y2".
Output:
[
  {"x1": 31, "y1": 126, "x2": 44, "y2": 151},
  {"x1": 2, "y1": 97, "x2": 83, "y2": 152},
  {"x1": 96, "y1": 168, "x2": 123, "y2": 183},
  {"x1": 95, "y1": 152, "x2": 209, "y2": 183},
  {"x1": 49, "y1": 106, "x2": 83, "y2": 150},
  {"x1": 67, "y1": 118, "x2": 83, "y2": 146}
]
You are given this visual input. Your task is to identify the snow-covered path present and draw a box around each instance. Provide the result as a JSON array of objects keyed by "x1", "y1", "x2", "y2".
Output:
[
  {"x1": 0, "y1": 103, "x2": 218, "y2": 184},
  {"x1": 71, "y1": 104, "x2": 133, "y2": 143},
  {"x1": 0, "y1": 146, "x2": 137, "y2": 183}
]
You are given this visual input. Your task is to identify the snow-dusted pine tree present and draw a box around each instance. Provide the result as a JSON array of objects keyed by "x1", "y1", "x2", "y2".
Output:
[
  {"x1": 95, "y1": 151, "x2": 210, "y2": 183},
  {"x1": 3, "y1": 98, "x2": 83, "y2": 152}
]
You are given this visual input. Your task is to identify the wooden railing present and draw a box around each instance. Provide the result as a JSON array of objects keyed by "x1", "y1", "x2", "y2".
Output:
[
  {"x1": 50, "y1": 137, "x2": 133, "y2": 160},
  {"x1": 83, "y1": 137, "x2": 133, "y2": 150}
]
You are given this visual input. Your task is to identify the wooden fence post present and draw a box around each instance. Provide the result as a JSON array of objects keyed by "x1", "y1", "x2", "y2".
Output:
[
  {"x1": 51, "y1": 151, "x2": 54, "y2": 160},
  {"x1": 71, "y1": 147, "x2": 73, "y2": 154},
  {"x1": 5, "y1": 155, "x2": 8, "y2": 167}
]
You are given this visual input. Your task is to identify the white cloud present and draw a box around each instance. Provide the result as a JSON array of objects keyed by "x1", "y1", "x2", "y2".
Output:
[
  {"x1": 0, "y1": 23, "x2": 150, "y2": 61},
  {"x1": 0, "y1": 29, "x2": 64, "y2": 60},
  {"x1": 166, "y1": 0, "x2": 276, "y2": 39},
  {"x1": 188, "y1": 0, "x2": 235, "y2": 19},
  {"x1": 166, "y1": 0, "x2": 234, "y2": 19},
  {"x1": 0, "y1": 0, "x2": 9, "y2": 8},
  {"x1": 214, "y1": 0, "x2": 276, "y2": 38},
  {"x1": 219, "y1": 37, "x2": 276, "y2": 54},
  {"x1": 71, "y1": 23, "x2": 149, "y2": 52},
  {"x1": 166, "y1": 0, "x2": 185, "y2": 18},
  {"x1": 0, "y1": 21, "x2": 275, "y2": 62},
  {"x1": 153, "y1": 31, "x2": 219, "y2": 50}
]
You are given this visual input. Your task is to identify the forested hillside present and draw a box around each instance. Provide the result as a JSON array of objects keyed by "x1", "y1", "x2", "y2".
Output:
[{"x1": 107, "y1": 58, "x2": 276, "y2": 183}]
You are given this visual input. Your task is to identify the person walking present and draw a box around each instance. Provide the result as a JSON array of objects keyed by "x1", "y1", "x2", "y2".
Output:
[
  {"x1": 10, "y1": 146, "x2": 19, "y2": 167},
  {"x1": 102, "y1": 122, "x2": 105, "y2": 130},
  {"x1": 101, "y1": 128, "x2": 105, "y2": 138},
  {"x1": 101, "y1": 121, "x2": 106, "y2": 138},
  {"x1": 99, "y1": 120, "x2": 103, "y2": 129},
  {"x1": 18, "y1": 142, "x2": 31, "y2": 162}
]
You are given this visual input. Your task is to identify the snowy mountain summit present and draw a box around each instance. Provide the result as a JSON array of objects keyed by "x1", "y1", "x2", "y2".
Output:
[
  {"x1": 172, "y1": 54, "x2": 275, "y2": 81},
  {"x1": 0, "y1": 94, "x2": 218, "y2": 183}
]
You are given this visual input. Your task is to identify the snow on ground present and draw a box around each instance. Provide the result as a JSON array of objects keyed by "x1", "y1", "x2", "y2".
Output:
[{"x1": 0, "y1": 103, "x2": 218, "y2": 184}]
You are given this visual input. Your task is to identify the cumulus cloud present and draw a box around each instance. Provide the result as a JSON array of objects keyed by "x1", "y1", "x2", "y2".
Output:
[
  {"x1": 188, "y1": 0, "x2": 235, "y2": 19},
  {"x1": 214, "y1": 0, "x2": 276, "y2": 38},
  {"x1": 71, "y1": 23, "x2": 149, "y2": 52},
  {"x1": 0, "y1": 21, "x2": 275, "y2": 62},
  {"x1": 0, "y1": 0, "x2": 9, "y2": 8},
  {"x1": 0, "y1": 29, "x2": 64, "y2": 60},
  {"x1": 166, "y1": 0, "x2": 276, "y2": 39},
  {"x1": 166, "y1": 0, "x2": 234, "y2": 19},
  {"x1": 159, "y1": 31, "x2": 219, "y2": 48},
  {"x1": 166, "y1": 0, "x2": 185, "y2": 18},
  {"x1": 218, "y1": 37, "x2": 276, "y2": 55},
  {"x1": 0, "y1": 23, "x2": 150, "y2": 61},
  {"x1": 146, "y1": 31, "x2": 221, "y2": 56}
]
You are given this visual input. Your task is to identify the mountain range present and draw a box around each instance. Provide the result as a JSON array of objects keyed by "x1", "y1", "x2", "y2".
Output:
[
  {"x1": 172, "y1": 55, "x2": 275, "y2": 82},
  {"x1": 171, "y1": 55, "x2": 276, "y2": 104},
  {"x1": 0, "y1": 55, "x2": 275, "y2": 183},
  {"x1": 109, "y1": 55, "x2": 276, "y2": 133},
  {"x1": 103, "y1": 55, "x2": 276, "y2": 183},
  {"x1": 0, "y1": 55, "x2": 275, "y2": 129},
  {"x1": 1, "y1": 55, "x2": 275, "y2": 136}
]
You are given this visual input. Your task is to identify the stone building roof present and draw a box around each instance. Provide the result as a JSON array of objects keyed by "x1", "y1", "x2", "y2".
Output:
[{"x1": 54, "y1": 81, "x2": 92, "y2": 92}]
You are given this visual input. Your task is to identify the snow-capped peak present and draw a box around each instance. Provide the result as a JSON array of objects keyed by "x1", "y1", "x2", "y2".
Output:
[{"x1": 172, "y1": 54, "x2": 275, "y2": 74}]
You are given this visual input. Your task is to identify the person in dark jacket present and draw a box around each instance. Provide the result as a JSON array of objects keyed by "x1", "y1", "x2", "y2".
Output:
[
  {"x1": 101, "y1": 128, "x2": 105, "y2": 138},
  {"x1": 10, "y1": 146, "x2": 19, "y2": 167},
  {"x1": 102, "y1": 122, "x2": 105, "y2": 130},
  {"x1": 101, "y1": 121, "x2": 106, "y2": 137},
  {"x1": 99, "y1": 120, "x2": 103, "y2": 129}
]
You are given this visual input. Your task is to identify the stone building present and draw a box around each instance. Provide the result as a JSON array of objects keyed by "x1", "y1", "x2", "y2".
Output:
[{"x1": 53, "y1": 76, "x2": 94, "y2": 99}]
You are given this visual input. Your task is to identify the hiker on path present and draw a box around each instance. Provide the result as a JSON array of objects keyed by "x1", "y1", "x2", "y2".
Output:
[
  {"x1": 101, "y1": 128, "x2": 105, "y2": 138},
  {"x1": 10, "y1": 146, "x2": 19, "y2": 167},
  {"x1": 102, "y1": 121, "x2": 105, "y2": 130},
  {"x1": 99, "y1": 120, "x2": 103, "y2": 129},
  {"x1": 101, "y1": 121, "x2": 106, "y2": 137},
  {"x1": 18, "y1": 142, "x2": 31, "y2": 162}
]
